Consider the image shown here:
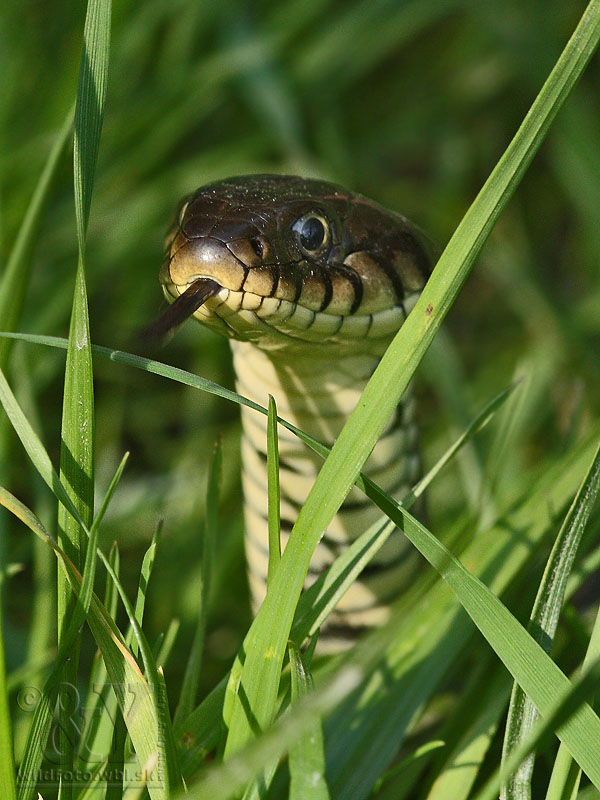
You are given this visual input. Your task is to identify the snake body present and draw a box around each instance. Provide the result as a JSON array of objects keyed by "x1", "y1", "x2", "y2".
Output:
[{"x1": 160, "y1": 174, "x2": 434, "y2": 649}]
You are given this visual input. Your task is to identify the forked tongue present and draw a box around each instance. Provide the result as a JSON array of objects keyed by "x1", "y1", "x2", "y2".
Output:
[{"x1": 141, "y1": 278, "x2": 221, "y2": 344}]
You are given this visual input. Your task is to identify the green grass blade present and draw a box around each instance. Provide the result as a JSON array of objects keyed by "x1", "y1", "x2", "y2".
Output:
[
  {"x1": 267, "y1": 395, "x2": 281, "y2": 587},
  {"x1": 546, "y1": 585, "x2": 600, "y2": 800},
  {"x1": 99, "y1": 549, "x2": 184, "y2": 795},
  {"x1": 83, "y1": 594, "x2": 164, "y2": 800},
  {"x1": 56, "y1": 256, "x2": 94, "y2": 796},
  {"x1": 78, "y1": 458, "x2": 128, "y2": 784},
  {"x1": 59, "y1": 0, "x2": 113, "y2": 588},
  {"x1": 473, "y1": 658, "x2": 600, "y2": 800},
  {"x1": 0, "y1": 104, "x2": 73, "y2": 370},
  {"x1": 223, "y1": 1, "x2": 600, "y2": 756},
  {"x1": 288, "y1": 642, "x2": 329, "y2": 800},
  {"x1": 182, "y1": 662, "x2": 364, "y2": 800},
  {"x1": 130, "y1": 520, "x2": 163, "y2": 657},
  {"x1": 501, "y1": 442, "x2": 600, "y2": 799},
  {"x1": 114, "y1": 510, "x2": 162, "y2": 792},
  {"x1": 546, "y1": 736, "x2": 584, "y2": 800},
  {"x1": 175, "y1": 436, "x2": 222, "y2": 725},
  {"x1": 77, "y1": 541, "x2": 120, "y2": 772},
  {"x1": 73, "y1": 0, "x2": 111, "y2": 249},
  {"x1": 59, "y1": 0, "x2": 111, "y2": 784},
  {"x1": 57, "y1": 258, "x2": 95, "y2": 589},
  {"x1": 0, "y1": 583, "x2": 16, "y2": 800},
  {"x1": 155, "y1": 618, "x2": 181, "y2": 668}
]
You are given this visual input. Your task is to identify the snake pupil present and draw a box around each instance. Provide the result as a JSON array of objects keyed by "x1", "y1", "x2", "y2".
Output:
[{"x1": 299, "y1": 217, "x2": 325, "y2": 251}]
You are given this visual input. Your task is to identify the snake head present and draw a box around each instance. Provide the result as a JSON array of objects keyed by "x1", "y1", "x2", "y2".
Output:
[{"x1": 157, "y1": 174, "x2": 435, "y2": 352}]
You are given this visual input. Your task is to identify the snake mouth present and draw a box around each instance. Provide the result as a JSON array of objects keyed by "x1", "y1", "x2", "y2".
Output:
[
  {"x1": 143, "y1": 277, "x2": 222, "y2": 342},
  {"x1": 152, "y1": 275, "x2": 417, "y2": 355}
]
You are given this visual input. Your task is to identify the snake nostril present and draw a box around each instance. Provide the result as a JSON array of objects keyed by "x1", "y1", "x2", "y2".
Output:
[{"x1": 250, "y1": 238, "x2": 264, "y2": 258}]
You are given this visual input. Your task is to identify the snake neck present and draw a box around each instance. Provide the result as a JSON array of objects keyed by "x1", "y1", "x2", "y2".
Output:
[
  {"x1": 232, "y1": 339, "x2": 386, "y2": 446},
  {"x1": 231, "y1": 339, "x2": 421, "y2": 650}
]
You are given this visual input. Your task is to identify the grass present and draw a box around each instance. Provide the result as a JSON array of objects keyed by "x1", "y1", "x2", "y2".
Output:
[{"x1": 0, "y1": 1, "x2": 600, "y2": 798}]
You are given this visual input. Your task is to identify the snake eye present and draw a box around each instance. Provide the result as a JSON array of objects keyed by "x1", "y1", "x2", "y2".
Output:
[{"x1": 292, "y1": 211, "x2": 330, "y2": 256}]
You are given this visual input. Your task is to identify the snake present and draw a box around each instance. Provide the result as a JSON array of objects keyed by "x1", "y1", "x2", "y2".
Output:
[{"x1": 155, "y1": 174, "x2": 434, "y2": 650}]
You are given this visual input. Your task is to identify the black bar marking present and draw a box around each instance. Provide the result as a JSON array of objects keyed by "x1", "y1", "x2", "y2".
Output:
[{"x1": 318, "y1": 266, "x2": 334, "y2": 312}]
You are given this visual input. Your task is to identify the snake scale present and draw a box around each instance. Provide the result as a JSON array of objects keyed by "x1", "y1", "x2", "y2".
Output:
[{"x1": 157, "y1": 174, "x2": 434, "y2": 650}]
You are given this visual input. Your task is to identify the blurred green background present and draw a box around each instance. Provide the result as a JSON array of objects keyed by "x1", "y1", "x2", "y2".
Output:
[{"x1": 1, "y1": 0, "x2": 599, "y2": 699}]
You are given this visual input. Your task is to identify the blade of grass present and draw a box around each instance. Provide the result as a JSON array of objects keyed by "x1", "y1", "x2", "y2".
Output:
[
  {"x1": 104, "y1": 522, "x2": 164, "y2": 799},
  {"x1": 99, "y1": 542, "x2": 184, "y2": 795},
  {"x1": 224, "y1": 1, "x2": 600, "y2": 756},
  {"x1": 473, "y1": 658, "x2": 600, "y2": 800},
  {"x1": 174, "y1": 674, "x2": 228, "y2": 778},
  {"x1": 181, "y1": 652, "x2": 364, "y2": 800},
  {"x1": 0, "y1": 567, "x2": 16, "y2": 800},
  {"x1": 267, "y1": 395, "x2": 281, "y2": 587},
  {"x1": 57, "y1": 257, "x2": 95, "y2": 797},
  {"x1": 501, "y1": 442, "x2": 600, "y2": 799},
  {"x1": 288, "y1": 642, "x2": 329, "y2": 800},
  {"x1": 155, "y1": 618, "x2": 181, "y2": 668},
  {"x1": 103, "y1": 690, "x2": 127, "y2": 800},
  {"x1": 72, "y1": 760, "x2": 108, "y2": 800},
  {"x1": 73, "y1": 0, "x2": 111, "y2": 251},
  {"x1": 546, "y1": 589, "x2": 600, "y2": 800},
  {"x1": 13, "y1": 351, "x2": 59, "y2": 708},
  {"x1": 130, "y1": 521, "x2": 163, "y2": 656},
  {"x1": 59, "y1": 0, "x2": 111, "y2": 787},
  {"x1": 174, "y1": 436, "x2": 222, "y2": 725},
  {"x1": 77, "y1": 541, "x2": 120, "y2": 773}
]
